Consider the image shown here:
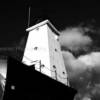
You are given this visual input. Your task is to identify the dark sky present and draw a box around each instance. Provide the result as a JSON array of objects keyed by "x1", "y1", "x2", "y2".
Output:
[{"x1": 0, "y1": 0, "x2": 100, "y2": 47}]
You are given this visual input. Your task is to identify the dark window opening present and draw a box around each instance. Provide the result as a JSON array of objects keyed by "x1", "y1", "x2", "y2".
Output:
[
  {"x1": 53, "y1": 65, "x2": 56, "y2": 69},
  {"x1": 55, "y1": 48, "x2": 57, "y2": 52},
  {"x1": 41, "y1": 64, "x2": 45, "y2": 68},
  {"x1": 34, "y1": 47, "x2": 38, "y2": 50},
  {"x1": 36, "y1": 27, "x2": 39, "y2": 30},
  {"x1": 63, "y1": 72, "x2": 65, "y2": 75}
]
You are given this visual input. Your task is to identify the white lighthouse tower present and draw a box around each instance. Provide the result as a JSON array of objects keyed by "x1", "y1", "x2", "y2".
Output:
[{"x1": 22, "y1": 20, "x2": 68, "y2": 86}]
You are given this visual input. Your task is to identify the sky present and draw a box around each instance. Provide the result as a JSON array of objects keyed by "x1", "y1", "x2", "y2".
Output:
[
  {"x1": 1, "y1": 1, "x2": 100, "y2": 99},
  {"x1": 0, "y1": 0, "x2": 100, "y2": 47},
  {"x1": 58, "y1": 25, "x2": 100, "y2": 99}
]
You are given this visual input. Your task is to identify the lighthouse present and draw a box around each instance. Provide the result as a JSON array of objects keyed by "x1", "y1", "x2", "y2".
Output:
[{"x1": 22, "y1": 20, "x2": 68, "y2": 86}]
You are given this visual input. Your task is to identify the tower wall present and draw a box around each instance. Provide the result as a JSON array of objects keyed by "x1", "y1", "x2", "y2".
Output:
[
  {"x1": 22, "y1": 20, "x2": 68, "y2": 85},
  {"x1": 22, "y1": 24, "x2": 51, "y2": 76},
  {"x1": 47, "y1": 26, "x2": 68, "y2": 85}
]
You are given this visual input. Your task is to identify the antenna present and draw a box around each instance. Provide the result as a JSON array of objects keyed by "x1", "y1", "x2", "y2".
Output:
[{"x1": 28, "y1": 6, "x2": 31, "y2": 28}]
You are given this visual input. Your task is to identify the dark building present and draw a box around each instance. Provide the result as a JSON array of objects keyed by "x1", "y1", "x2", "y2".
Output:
[{"x1": 2, "y1": 57, "x2": 77, "y2": 100}]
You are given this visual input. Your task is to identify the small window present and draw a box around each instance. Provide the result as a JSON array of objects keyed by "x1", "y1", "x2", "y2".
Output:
[
  {"x1": 57, "y1": 38, "x2": 59, "y2": 41},
  {"x1": 53, "y1": 65, "x2": 56, "y2": 69},
  {"x1": 34, "y1": 47, "x2": 38, "y2": 50},
  {"x1": 62, "y1": 72, "x2": 65, "y2": 74},
  {"x1": 55, "y1": 48, "x2": 57, "y2": 52},
  {"x1": 41, "y1": 64, "x2": 45, "y2": 68},
  {"x1": 36, "y1": 27, "x2": 39, "y2": 30}
]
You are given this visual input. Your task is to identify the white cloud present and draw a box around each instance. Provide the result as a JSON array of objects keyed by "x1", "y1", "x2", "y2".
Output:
[{"x1": 59, "y1": 27, "x2": 92, "y2": 51}]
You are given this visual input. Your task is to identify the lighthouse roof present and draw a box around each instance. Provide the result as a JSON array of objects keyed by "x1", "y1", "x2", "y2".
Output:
[{"x1": 26, "y1": 20, "x2": 60, "y2": 35}]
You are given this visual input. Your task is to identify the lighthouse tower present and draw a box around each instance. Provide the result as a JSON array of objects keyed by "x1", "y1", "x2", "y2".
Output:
[{"x1": 22, "y1": 20, "x2": 68, "y2": 86}]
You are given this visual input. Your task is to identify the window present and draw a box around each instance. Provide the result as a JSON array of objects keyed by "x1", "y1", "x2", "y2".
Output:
[
  {"x1": 53, "y1": 65, "x2": 56, "y2": 69},
  {"x1": 34, "y1": 47, "x2": 38, "y2": 50},
  {"x1": 55, "y1": 48, "x2": 57, "y2": 52}
]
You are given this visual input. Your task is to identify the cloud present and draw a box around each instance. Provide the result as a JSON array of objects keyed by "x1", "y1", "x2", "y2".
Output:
[
  {"x1": 62, "y1": 51, "x2": 88, "y2": 78},
  {"x1": 62, "y1": 51, "x2": 100, "y2": 78},
  {"x1": 78, "y1": 52, "x2": 100, "y2": 73},
  {"x1": 59, "y1": 26, "x2": 100, "y2": 100},
  {"x1": 62, "y1": 51, "x2": 100, "y2": 99},
  {"x1": 59, "y1": 27, "x2": 92, "y2": 52},
  {"x1": 59, "y1": 27, "x2": 93, "y2": 80}
]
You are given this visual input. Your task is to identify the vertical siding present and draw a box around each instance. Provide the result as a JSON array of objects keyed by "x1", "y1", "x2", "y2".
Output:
[
  {"x1": 22, "y1": 22, "x2": 69, "y2": 85},
  {"x1": 22, "y1": 25, "x2": 51, "y2": 77},
  {"x1": 47, "y1": 26, "x2": 68, "y2": 85}
]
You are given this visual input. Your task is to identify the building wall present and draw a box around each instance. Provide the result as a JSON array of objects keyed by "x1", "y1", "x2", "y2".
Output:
[
  {"x1": 47, "y1": 26, "x2": 68, "y2": 85},
  {"x1": 22, "y1": 24, "x2": 51, "y2": 76},
  {"x1": 22, "y1": 23, "x2": 68, "y2": 85}
]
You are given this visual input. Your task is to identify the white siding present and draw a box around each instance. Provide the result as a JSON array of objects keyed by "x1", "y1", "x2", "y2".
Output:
[
  {"x1": 47, "y1": 26, "x2": 68, "y2": 85},
  {"x1": 22, "y1": 25, "x2": 51, "y2": 77},
  {"x1": 22, "y1": 20, "x2": 68, "y2": 85}
]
